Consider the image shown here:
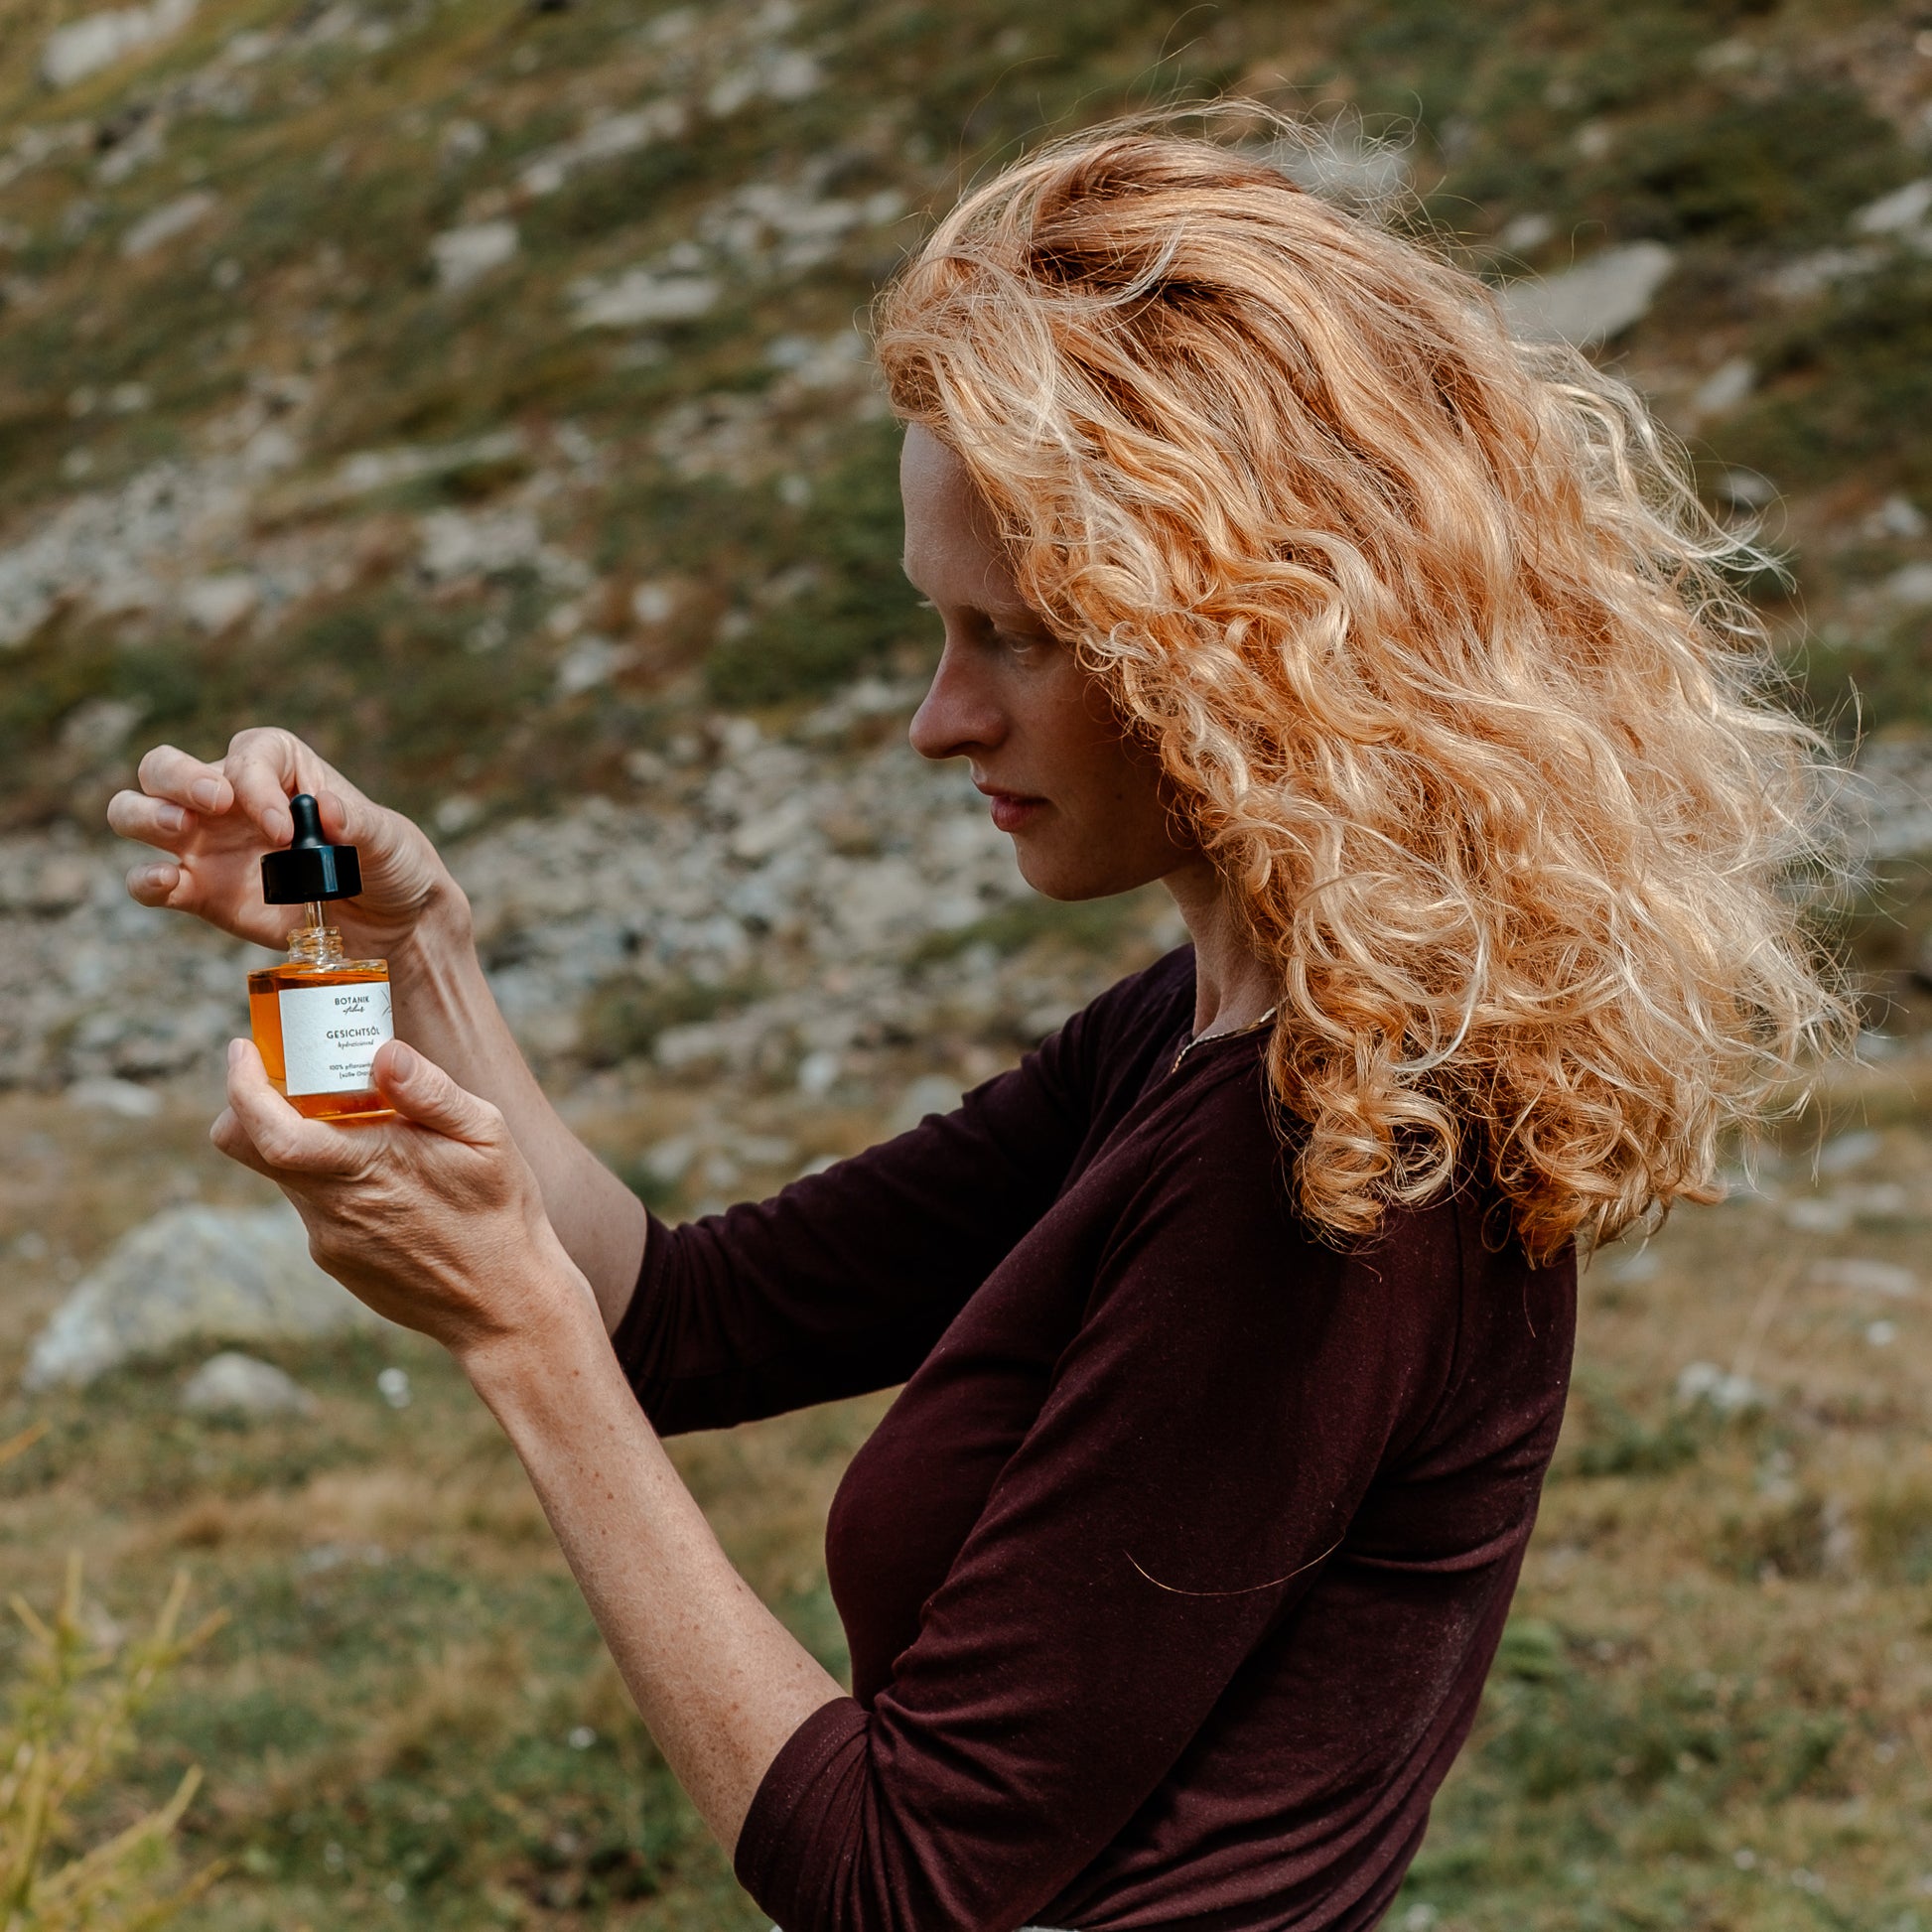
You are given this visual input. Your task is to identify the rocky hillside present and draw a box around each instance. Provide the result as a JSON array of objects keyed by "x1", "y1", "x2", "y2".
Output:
[{"x1": 2, "y1": 0, "x2": 1931, "y2": 1100}]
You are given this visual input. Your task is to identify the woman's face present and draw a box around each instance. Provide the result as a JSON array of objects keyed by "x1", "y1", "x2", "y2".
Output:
[{"x1": 901, "y1": 425, "x2": 1194, "y2": 901}]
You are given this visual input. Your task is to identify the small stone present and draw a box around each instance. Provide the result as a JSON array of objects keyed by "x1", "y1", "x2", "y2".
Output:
[
  {"x1": 569, "y1": 268, "x2": 718, "y2": 330},
  {"x1": 1691, "y1": 356, "x2": 1754, "y2": 417},
  {"x1": 1865, "y1": 493, "x2": 1927, "y2": 541},
  {"x1": 440, "y1": 118, "x2": 488, "y2": 165},
  {"x1": 182, "y1": 1350, "x2": 317, "y2": 1418},
  {"x1": 1854, "y1": 178, "x2": 1932, "y2": 236},
  {"x1": 1816, "y1": 1129, "x2": 1881, "y2": 1173},
  {"x1": 641, "y1": 1136, "x2": 695, "y2": 1183},
  {"x1": 418, "y1": 505, "x2": 542, "y2": 582},
  {"x1": 430, "y1": 219, "x2": 519, "y2": 293},
  {"x1": 1719, "y1": 468, "x2": 1776, "y2": 510},
  {"x1": 516, "y1": 100, "x2": 685, "y2": 198},
  {"x1": 796, "y1": 1048, "x2": 841, "y2": 1096},
  {"x1": 27, "y1": 853, "x2": 99, "y2": 913},
  {"x1": 888, "y1": 1074, "x2": 963, "y2": 1136},
  {"x1": 180, "y1": 573, "x2": 257, "y2": 632},
  {"x1": 60, "y1": 696, "x2": 144, "y2": 759},
  {"x1": 1882, "y1": 562, "x2": 1932, "y2": 609},
  {"x1": 1498, "y1": 211, "x2": 1554, "y2": 254},
  {"x1": 1675, "y1": 1360, "x2": 1763, "y2": 1414},
  {"x1": 1782, "y1": 1198, "x2": 1852, "y2": 1234},
  {"x1": 554, "y1": 634, "x2": 635, "y2": 697},
  {"x1": 119, "y1": 190, "x2": 215, "y2": 260},
  {"x1": 42, "y1": 0, "x2": 198, "y2": 88},
  {"x1": 1601, "y1": 1247, "x2": 1660, "y2": 1285},
  {"x1": 1499, "y1": 241, "x2": 1675, "y2": 346},
  {"x1": 66, "y1": 1076, "x2": 161, "y2": 1119},
  {"x1": 631, "y1": 580, "x2": 676, "y2": 624},
  {"x1": 1811, "y1": 1258, "x2": 1917, "y2": 1299}
]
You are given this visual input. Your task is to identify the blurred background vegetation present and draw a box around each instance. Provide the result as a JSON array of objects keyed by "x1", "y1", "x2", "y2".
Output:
[
  {"x1": 0, "y1": 0, "x2": 1928, "y2": 828},
  {"x1": 2, "y1": 0, "x2": 1931, "y2": 1928}
]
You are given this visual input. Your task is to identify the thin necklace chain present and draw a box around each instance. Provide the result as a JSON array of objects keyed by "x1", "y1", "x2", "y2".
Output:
[{"x1": 1171, "y1": 1005, "x2": 1279, "y2": 1074}]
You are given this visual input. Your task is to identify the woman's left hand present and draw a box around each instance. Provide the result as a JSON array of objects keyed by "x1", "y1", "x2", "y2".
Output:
[{"x1": 211, "y1": 1036, "x2": 598, "y2": 1365}]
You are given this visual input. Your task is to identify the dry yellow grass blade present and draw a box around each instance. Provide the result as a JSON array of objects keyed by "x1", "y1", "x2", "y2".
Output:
[{"x1": 1, "y1": 1557, "x2": 225, "y2": 1932}]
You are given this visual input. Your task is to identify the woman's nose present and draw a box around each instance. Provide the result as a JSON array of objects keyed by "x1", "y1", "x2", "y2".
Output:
[{"x1": 908, "y1": 638, "x2": 1006, "y2": 763}]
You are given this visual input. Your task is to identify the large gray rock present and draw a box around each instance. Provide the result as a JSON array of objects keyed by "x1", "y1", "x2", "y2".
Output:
[{"x1": 22, "y1": 1203, "x2": 386, "y2": 1391}]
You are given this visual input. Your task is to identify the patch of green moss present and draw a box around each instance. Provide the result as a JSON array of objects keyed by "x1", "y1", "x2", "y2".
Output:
[
  {"x1": 1583, "y1": 85, "x2": 1903, "y2": 247},
  {"x1": 704, "y1": 419, "x2": 926, "y2": 707},
  {"x1": 1726, "y1": 257, "x2": 1932, "y2": 501}
]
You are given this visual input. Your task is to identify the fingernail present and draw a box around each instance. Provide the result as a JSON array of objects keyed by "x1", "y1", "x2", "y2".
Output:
[
  {"x1": 192, "y1": 777, "x2": 221, "y2": 809},
  {"x1": 145, "y1": 866, "x2": 171, "y2": 890},
  {"x1": 157, "y1": 804, "x2": 186, "y2": 834},
  {"x1": 227, "y1": 1038, "x2": 245, "y2": 1068},
  {"x1": 388, "y1": 1041, "x2": 419, "y2": 1081}
]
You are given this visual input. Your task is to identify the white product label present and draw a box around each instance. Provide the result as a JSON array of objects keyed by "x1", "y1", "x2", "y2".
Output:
[{"x1": 279, "y1": 980, "x2": 393, "y2": 1097}]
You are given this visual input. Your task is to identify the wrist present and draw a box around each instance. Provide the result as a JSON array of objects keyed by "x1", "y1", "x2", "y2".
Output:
[
  {"x1": 459, "y1": 1254, "x2": 611, "y2": 1418},
  {"x1": 386, "y1": 875, "x2": 477, "y2": 980}
]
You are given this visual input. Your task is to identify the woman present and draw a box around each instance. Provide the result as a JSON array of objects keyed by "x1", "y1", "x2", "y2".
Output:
[{"x1": 109, "y1": 120, "x2": 1844, "y2": 1930}]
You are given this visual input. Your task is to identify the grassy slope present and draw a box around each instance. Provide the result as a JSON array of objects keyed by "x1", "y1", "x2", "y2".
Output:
[
  {"x1": 0, "y1": 0, "x2": 1926, "y2": 828},
  {"x1": 4, "y1": 1059, "x2": 1932, "y2": 1932},
  {"x1": 4, "y1": 1, "x2": 1932, "y2": 1928}
]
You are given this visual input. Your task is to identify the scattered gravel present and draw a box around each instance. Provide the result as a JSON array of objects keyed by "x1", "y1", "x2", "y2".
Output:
[{"x1": 0, "y1": 682, "x2": 1182, "y2": 1099}]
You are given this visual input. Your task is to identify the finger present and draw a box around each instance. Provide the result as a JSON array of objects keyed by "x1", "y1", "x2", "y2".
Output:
[
  {"x1": 208, "y1": 1103, "x2": 279, "y2": 1179},
  {"x1": 373, "y1": 1040, "x2": 503, "y2": 1146},
  {"x1": 312, "y1": 780, "x2": 396, "y2": 862},
  {"x1": 221, "y1": 731, "x2": 303, "y2": 847},
  {"x1": 316, "y1": 786, "x2": 356, "y2": 845},
  {"x1": 125, "y1": 859, "x2": 184, "y2": 907},
  {"x1": 106, "y1": 788, "x2": 190, "y2": 851},
  {"x1": 224, "y1": 1038, "x2": 366, "y2": 1176},
  {"x1": 136, "y1": 744, "x2": 232, "y2": 815}
]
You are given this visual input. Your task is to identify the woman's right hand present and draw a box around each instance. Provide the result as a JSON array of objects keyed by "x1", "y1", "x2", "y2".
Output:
[{"x1": 106, "y1": 728, "x2": 467, "y2": 957}]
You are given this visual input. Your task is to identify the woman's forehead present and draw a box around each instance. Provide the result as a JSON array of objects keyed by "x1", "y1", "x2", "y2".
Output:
[{"x1": 899, "y1": 427, "x2": 1028, "y2": 612}]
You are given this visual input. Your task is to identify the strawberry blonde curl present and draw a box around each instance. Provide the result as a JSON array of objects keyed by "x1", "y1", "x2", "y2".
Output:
[{"x1": 874, "y1": 112, "x2": 1854, "y2": 1264}]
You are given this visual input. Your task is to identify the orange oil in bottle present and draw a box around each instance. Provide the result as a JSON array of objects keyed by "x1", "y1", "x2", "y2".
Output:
[{"x1": 247, "y1": 923, "x2": 395, "y2": 1123}]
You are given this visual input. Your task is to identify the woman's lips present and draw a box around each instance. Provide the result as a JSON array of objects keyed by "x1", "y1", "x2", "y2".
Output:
[{"x1": 980, "y1": 787, "x2": 1046, "y2": 833}]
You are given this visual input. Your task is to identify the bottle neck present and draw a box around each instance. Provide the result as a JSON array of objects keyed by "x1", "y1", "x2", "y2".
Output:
[{"x1": 286, "y1": 908, "x2": 346, "y2": 968}]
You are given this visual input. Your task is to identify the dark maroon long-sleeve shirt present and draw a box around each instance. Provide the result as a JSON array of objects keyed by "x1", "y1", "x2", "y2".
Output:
[{"x1": 614, "y1": 947, "x2": 1575, "y2": 1932}]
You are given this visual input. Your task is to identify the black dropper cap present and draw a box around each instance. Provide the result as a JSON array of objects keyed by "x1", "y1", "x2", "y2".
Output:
[{"x1": 260, "y1": 793, "x2": 362, "y2": 904}]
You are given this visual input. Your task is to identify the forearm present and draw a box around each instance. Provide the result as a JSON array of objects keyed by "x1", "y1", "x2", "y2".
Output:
[
  {"x1": 388, "y1": 894, "x2": 647, "y2": 1330},
  {"x1": 466, "y1": 1288, "x2": 845, "y2": 1855}
]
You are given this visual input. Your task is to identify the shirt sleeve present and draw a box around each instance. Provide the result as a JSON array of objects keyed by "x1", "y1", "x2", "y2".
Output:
[
  {"x1": 612, "y1": 964, "x2": 1168, "y2": 1436},
  {"x1": 731, "y1": 1070, "x2": 1466, "y2": 1932}
]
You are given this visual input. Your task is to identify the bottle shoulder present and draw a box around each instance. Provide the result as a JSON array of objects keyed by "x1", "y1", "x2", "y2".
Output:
[{"x1": 248, "y1": 960, "x2": 389, "y2": 990}]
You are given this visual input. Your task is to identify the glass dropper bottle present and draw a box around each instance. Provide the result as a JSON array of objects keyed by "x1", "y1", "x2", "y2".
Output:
[{"x1": 245, "y1": 793, "x2": 396, "y2": 1122}]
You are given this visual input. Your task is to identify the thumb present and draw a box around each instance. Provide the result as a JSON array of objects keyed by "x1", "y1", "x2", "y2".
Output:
[{"x1": 374, "y1": 1040, "x2": 498, "y2": 1143}]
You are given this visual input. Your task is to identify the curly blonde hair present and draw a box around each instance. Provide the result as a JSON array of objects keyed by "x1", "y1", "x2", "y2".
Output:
[{"x1": 875, "y1": 111, "x2": 1852, "y2": 1264}]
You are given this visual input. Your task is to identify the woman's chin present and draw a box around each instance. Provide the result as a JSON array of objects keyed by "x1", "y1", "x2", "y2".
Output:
[{"x1": 1012, "y1": 842, "x2": 1150, "y2": 905}]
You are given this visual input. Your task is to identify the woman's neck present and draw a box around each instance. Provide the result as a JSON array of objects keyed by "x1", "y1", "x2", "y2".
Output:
[{"x1": 1161, "y1": 859, "x2": 1279, "y2": 1037}]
